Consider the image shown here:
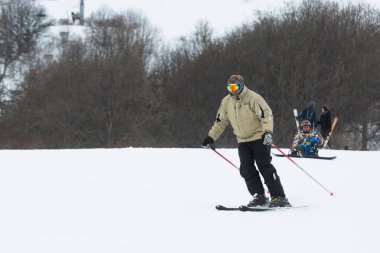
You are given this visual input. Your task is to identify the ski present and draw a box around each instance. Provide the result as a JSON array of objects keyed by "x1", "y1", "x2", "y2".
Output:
[
  {"x1": 272, "y1": 153, "x2": 336, "y2": 160},
  {"x1": 239, "y1": 205, "x2": 275, "y2": 212},
  {"x1": 240, "y1": 205, "x2": 309, "y2": 211},
  {"x1": 215, "y1": 205, "x2": 240, "y2": 211},
  {"x1": 323, "y1": 116, "x2": 338, "y2": 148},
  {"x1": 216, "y1": 205, "x2": 309, "y2": 212}
]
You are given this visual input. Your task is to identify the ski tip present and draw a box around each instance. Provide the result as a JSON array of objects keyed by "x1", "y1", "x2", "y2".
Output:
[
  {"x1": 330, "y1": 192, "x2": 336, "y2": 197},
  {"x1": 215, "y1": 205, "x2": 223, "y2": 210}
]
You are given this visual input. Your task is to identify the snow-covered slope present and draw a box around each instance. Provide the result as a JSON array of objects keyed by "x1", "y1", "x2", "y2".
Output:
[{"x1": 0, "y1": 148, "x2": 379, "y2": 253}]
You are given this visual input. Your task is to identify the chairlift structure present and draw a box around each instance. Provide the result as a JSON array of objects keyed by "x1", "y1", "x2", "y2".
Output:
[{"x1": 71, "y1": 0, "x2": 84, "y2": 25}]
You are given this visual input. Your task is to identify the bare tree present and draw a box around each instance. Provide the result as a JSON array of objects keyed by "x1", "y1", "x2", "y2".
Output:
[
  {"x1": 154, "y1": 0, "x2": 380, "y2": 149},
  {"x1": 0, "y1": 0, "x2": 51, "y2": 86},
  {"x1": 2, "y1": 0, "x2": 380, "y2": 150},
  {"x1": 84, "y1": 9, "x2": 162, "y2": 147},
  {"x1": 3, "y1": 9, "x2": 163, "y2": 148}
]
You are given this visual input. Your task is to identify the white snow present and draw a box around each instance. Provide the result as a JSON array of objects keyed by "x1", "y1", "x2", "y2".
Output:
[{"x1": 0, "y1": 147, "x2": 379, "y2": 253}]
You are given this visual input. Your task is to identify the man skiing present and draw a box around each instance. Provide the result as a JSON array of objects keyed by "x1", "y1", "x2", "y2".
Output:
[
  {"x1": 201, "y1": 74, "x2": 291, "y2": 208},
  {"x1": 291, "y1": 120, "x2": 324, "y2": 157}
]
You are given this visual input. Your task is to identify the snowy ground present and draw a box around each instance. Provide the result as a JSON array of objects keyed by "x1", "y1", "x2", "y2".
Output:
[{"x1": 0, "y1": 147, "x2": 379, "y2": 253}]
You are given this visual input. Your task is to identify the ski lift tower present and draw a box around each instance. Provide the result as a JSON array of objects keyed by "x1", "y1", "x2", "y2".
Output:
[{"x1": 79, "y1": 0, "x2": 84, "y2": 25}]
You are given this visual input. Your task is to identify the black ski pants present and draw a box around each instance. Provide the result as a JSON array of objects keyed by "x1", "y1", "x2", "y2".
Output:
[{"x1": 238, "y1": 139, "x2": 286, "y2": 198}]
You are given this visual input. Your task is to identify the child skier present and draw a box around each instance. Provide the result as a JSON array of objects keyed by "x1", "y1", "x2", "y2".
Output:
[{"x1": 291, "y1": 120, "x2": 324, "y2": 157}]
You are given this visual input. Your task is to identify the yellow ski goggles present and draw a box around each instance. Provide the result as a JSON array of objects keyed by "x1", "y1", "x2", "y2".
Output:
[{"x1": 226, "y1": 83, "x2": 242, "y2": 92}]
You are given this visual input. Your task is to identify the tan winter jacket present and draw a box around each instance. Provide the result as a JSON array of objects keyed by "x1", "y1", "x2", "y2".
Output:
[{"x1": 208, "y1": 86, "x2": 274, "y2": 143}]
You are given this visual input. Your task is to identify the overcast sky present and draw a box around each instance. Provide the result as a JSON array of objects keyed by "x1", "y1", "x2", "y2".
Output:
[{"x1": 39, "y1": 0, "x2": 380, "y2": 42}]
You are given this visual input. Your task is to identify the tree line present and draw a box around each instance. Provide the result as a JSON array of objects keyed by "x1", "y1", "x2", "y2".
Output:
[{"x1": 1, "y1": 0, "x2": 379, "y2": 150}]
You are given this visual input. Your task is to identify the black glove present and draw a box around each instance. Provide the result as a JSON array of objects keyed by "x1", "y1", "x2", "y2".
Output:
[
  {"x1": 201, "y1": 136, "x2": 215, "y2": 149},
  {"x1": 263, "y1": 132, "x2": 273, "y2": 145}
]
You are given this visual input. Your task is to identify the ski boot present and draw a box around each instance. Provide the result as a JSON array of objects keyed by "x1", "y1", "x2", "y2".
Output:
[
  {"x1": 298, "y1": 146, "x2": 306, "y2": 157},
  {"x1": 247, "y1": 193, "x2": 268, "y2": 207},
  {"x1": 269, "y1": 196, "x2": 292, "y2": 207},
  {"x1": 309, "y1": 143, "x2": 319, "y2": 157},
  {"x1": 289, "y1": 148, "x2": 301, "y2": 157}
]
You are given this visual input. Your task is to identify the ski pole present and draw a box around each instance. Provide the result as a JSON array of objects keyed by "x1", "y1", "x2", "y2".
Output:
[
  {"x1": 204, "y1": 147, "x2": 240, "y2": 170},
  {"x1": 315, "y1": 128, "x2": 330, "y2": 149},
  {"x1": 272, "y1": 143, "x2": 335, "y2": 197}
]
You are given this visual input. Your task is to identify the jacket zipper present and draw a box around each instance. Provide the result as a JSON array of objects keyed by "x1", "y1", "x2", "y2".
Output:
[{"x1": 235, "y1": 101, "x2": 241, "y2": 130}]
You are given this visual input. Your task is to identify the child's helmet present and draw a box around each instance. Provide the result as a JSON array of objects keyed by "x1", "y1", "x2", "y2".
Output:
[{"x1": 300, "y1": 120, "x2": 311, "y2": 127}]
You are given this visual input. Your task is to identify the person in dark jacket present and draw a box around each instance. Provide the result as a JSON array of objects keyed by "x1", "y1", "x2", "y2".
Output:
[
  {"x1": 201, "y1": 74, "x2": 290, "y2": 208},
  {"x1": 318, "y1": 105, "x2": 332, "y2": 140},
  {"x1": 296, "y1": 101, "x2": 318, "y2": 129}
]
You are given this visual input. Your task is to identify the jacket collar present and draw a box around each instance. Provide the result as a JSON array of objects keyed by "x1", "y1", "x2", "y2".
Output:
[{"x1": 230, "y1": 85, "x2": 248, "y2": 100}]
